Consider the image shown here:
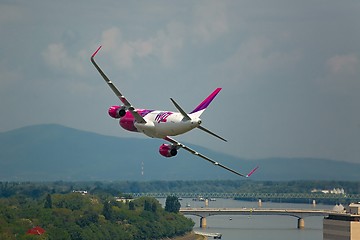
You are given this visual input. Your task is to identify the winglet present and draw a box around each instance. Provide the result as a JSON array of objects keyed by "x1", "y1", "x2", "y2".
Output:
[
  {"x1": 91, "y1": 45, "x2": 102, "y2": 59},
  {"x1": 246, "y1": 166, "x2": 259, "y2": 178}
]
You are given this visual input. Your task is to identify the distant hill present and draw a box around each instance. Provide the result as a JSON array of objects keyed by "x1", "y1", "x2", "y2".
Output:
[{"x1": 0, "y1": 124, "x2": 359, "y2": 181}]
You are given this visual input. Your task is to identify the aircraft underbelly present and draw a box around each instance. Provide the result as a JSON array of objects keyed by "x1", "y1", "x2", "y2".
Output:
[
  {"x1": 134, "y1": 121, "x2": 194, "y2": 138},
  {"x1": 133, "y1": 122, "x2": 155, "y2": 138},
  {"x1": 155, "y1": 121, "x2": 194, "y2": 137}
]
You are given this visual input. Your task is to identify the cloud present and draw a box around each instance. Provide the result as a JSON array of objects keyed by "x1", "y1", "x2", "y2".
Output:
[
  {"x1": 100, "y1": 27, "x2": 146, "y2": 68},
  {"x1": 192, "y1": 1, "x2": 229, "y2": 43},
  {"x1": 320, "y1": 54, "x2": 360, "y2": 95},
  {"x1": 152, "y1": 22, "x2": 185, "y2": 66},
  {"x1": 221, "y1": 36, "x2": 302, "y2": 84},
  {"x1": 43, "y1": 2, "x2": 231, "y2": 72},
  {"x1": 42, "y1": 43, "x2": 85, "y2": 75},
  {"x1": 327, "y1": 54, "x2": 359, "y2": 75},
  {"x1": 0, "y1": 3, "x2": 26, "y2": 26},
  {"x1": 99, "y1": 24, "x2": 184, "y2": 68},
  {"x1": 0, "y1": 62, "x2": 23, "y2": 92},
  {"x1": 101, "y1": 27, "x2": 122, "y2": 50}
]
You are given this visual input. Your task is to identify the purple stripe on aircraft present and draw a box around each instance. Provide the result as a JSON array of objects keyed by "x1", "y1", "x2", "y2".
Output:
[
  {"x1": 190, "y1": 88, "x2": 222, "y2": 114},
  {"x1": 139, "y1": 109, "x2": 154, "y2": 117}
]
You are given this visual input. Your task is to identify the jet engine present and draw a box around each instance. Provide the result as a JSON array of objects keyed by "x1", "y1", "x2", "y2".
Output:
[
  {"x1": 159, "y1": 144, "x2": 177, "y2": 157},
  {"x1": 108, "y1": 106, "x2": 126, "y2": 119}
]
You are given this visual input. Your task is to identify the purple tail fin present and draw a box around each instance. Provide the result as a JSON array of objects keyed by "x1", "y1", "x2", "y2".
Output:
[{"x1": 190, "y1": 88, "x2": 222, "y2": 114}]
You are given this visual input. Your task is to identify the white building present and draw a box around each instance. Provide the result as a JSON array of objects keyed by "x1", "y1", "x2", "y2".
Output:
[{"x1": 323, "y1": 203, "x2": 360, "y2": 240}]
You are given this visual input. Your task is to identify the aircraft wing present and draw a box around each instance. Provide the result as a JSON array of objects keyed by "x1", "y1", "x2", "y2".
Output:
[
  {"x1": 91, "y1": 46, "x2": 146, "y2": 124},
  {"x1": 164, "y1": 136, "x2": 257, "y2": 178}
]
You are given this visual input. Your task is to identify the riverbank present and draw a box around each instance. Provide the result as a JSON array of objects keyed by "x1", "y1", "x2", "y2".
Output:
[{"x1": 168, "y1": 232, "x2": 206, "y2": 240}]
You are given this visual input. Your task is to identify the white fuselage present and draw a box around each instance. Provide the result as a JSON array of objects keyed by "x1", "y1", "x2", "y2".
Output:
[
  {"x1": 120, "y1": 109, "x2": 201, "y2": 138},
  {"x1": 134, "y1": 111, "x2": 201, "y2": 139}
]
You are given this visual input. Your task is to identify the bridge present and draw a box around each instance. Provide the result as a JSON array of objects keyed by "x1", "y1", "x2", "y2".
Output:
[
  {"x1": 180, "y1": 207, "x2": 339, "y2": 229},
  {"x1": 127, "y1": 192, "x2": 360, "y2": 202},
  {"x1": 126, "y1": 192, "x2": 359, "y2": 229}
]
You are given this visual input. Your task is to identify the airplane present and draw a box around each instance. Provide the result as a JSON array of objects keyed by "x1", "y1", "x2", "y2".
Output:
[{"x1": 91, "y1": 46, "x2": 258, "y2": 177}]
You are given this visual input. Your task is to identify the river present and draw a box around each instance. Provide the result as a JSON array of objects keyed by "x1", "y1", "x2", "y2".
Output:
[{"x1": 158, "y1": 198, "x2": 335, "y2": 240}]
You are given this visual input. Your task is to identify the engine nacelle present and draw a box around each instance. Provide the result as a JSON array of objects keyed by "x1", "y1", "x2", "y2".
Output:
[
  {"x1": 159, "y1": 144, "x2": 177, "y2": 157},
  {"x1": 108, "y1": 106, "x2": 126, "y2": 119}
]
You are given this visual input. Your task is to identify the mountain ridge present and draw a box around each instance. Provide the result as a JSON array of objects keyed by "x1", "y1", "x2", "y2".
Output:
[{"x1": 1, "y1": 124, "x2": 359, "y2": 181}]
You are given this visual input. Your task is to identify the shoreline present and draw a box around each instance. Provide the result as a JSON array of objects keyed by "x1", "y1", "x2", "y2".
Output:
[{"x1": 167, "y1": 231, "x2": 206, "y2": 240}]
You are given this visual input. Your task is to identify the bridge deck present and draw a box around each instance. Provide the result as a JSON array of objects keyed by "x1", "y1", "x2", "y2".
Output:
[
  {"x1": 181, "y1": 207, "x2": 345, "y2": 229},
  {"x1": 127, "y1": 192, "x2": 360, "y2": 202},
  {"x1": 180, "y1": 207, "x2": 339, "y2": 218}
]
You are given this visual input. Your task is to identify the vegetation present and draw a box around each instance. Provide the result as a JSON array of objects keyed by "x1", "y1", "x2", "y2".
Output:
[
  {"x1": 0, "y1": 191, "x2": 194, "y2": 239},
  {"x1": 165, "y1": 196, "x2": 181, "y2": 213},
  {"x1": 1, "y1": 179, "x2": 359, "y2": 239},
  {"x1": 1, "y1": 180, "x2": 359, "y2": 200}
]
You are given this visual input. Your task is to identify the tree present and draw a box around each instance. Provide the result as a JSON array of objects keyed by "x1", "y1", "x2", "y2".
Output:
[
  {"x1": 129, "y1": 201, "x2": 135, "y2": 211},
  {"x1": 44, "y1": 194, "x2": 52, "y2": 209},
  {"x1": 165, "y1": 196, "x2": 180, "y2": 213},
  {"x1": 144, "y1": 200, "x2": 152, "y2": 211},
  {"x1": 151, "y1": 202, "x2": 157, "y2": 213},
  {"x1": 102, "y1": 201, "x2": 113, "y2": 221}
]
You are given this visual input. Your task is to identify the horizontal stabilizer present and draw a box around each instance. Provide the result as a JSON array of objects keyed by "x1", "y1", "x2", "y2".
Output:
[
  {"x1": 170, "y1": 98, "x2": 226, "y2": 142},
  {"x1": 198, "y1": 126, "x2": 227, "y2": 142},
  {"x1": 170, "y1": 98, "x2": 191, "y2": 121}
]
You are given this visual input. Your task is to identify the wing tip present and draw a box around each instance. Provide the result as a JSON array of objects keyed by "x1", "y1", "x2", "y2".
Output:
[
  {"x1": 246, "y1": 166, "x2": 259, "y2": 178},
  {"x1": 91, "y1": 45, "x2": 102, "y2": 59}
]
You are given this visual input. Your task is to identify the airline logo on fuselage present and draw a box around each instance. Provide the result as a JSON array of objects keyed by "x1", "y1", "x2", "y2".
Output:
[{"x1": 155, "y1": 112, "x2": 173, "y2": 123}]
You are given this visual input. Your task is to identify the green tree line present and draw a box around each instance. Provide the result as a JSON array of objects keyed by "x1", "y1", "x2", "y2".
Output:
[
  {"x1": 1, "y1": 180, "x2": 359, "y2": 199},
  {"x1": 0, "y1": 192, "x2": 193, "y2": 240}
]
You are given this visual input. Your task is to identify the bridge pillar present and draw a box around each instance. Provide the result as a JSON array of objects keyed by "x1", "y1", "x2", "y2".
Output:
[
  {"x1": 258, "y1": 199, "x2": 262, "y2": 207},
  {"x1": 200, "y1": 217, "x2": 207, "y2": 228},
  {"x1": 312, "y1": 199, "x2": 316, "y2": 207},
  {"x1": 297, "y1": 218, "x2": 304, "y2": 229}
]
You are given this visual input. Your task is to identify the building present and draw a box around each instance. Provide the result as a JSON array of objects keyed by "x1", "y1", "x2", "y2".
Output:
[
  {"x1": 311, "y1": 188, "x2": 345, "y2": 194},
  {"x1": 27, "y1": 226, "x2": 45, "y2": 235},
  {"x1": 115, "y1": 197, "x2": 134, "y2": 203},
  {"x1": 323, "y1": 203, "x2": 360, "y2": 240},
  {"x1": 72, "y1": 190, "x2": 88, "y2": 195}
]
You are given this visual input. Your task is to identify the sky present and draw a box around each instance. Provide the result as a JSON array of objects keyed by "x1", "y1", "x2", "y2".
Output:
[{"x1": 1, "y1": 0, "x2": 359, "y2": 163}]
